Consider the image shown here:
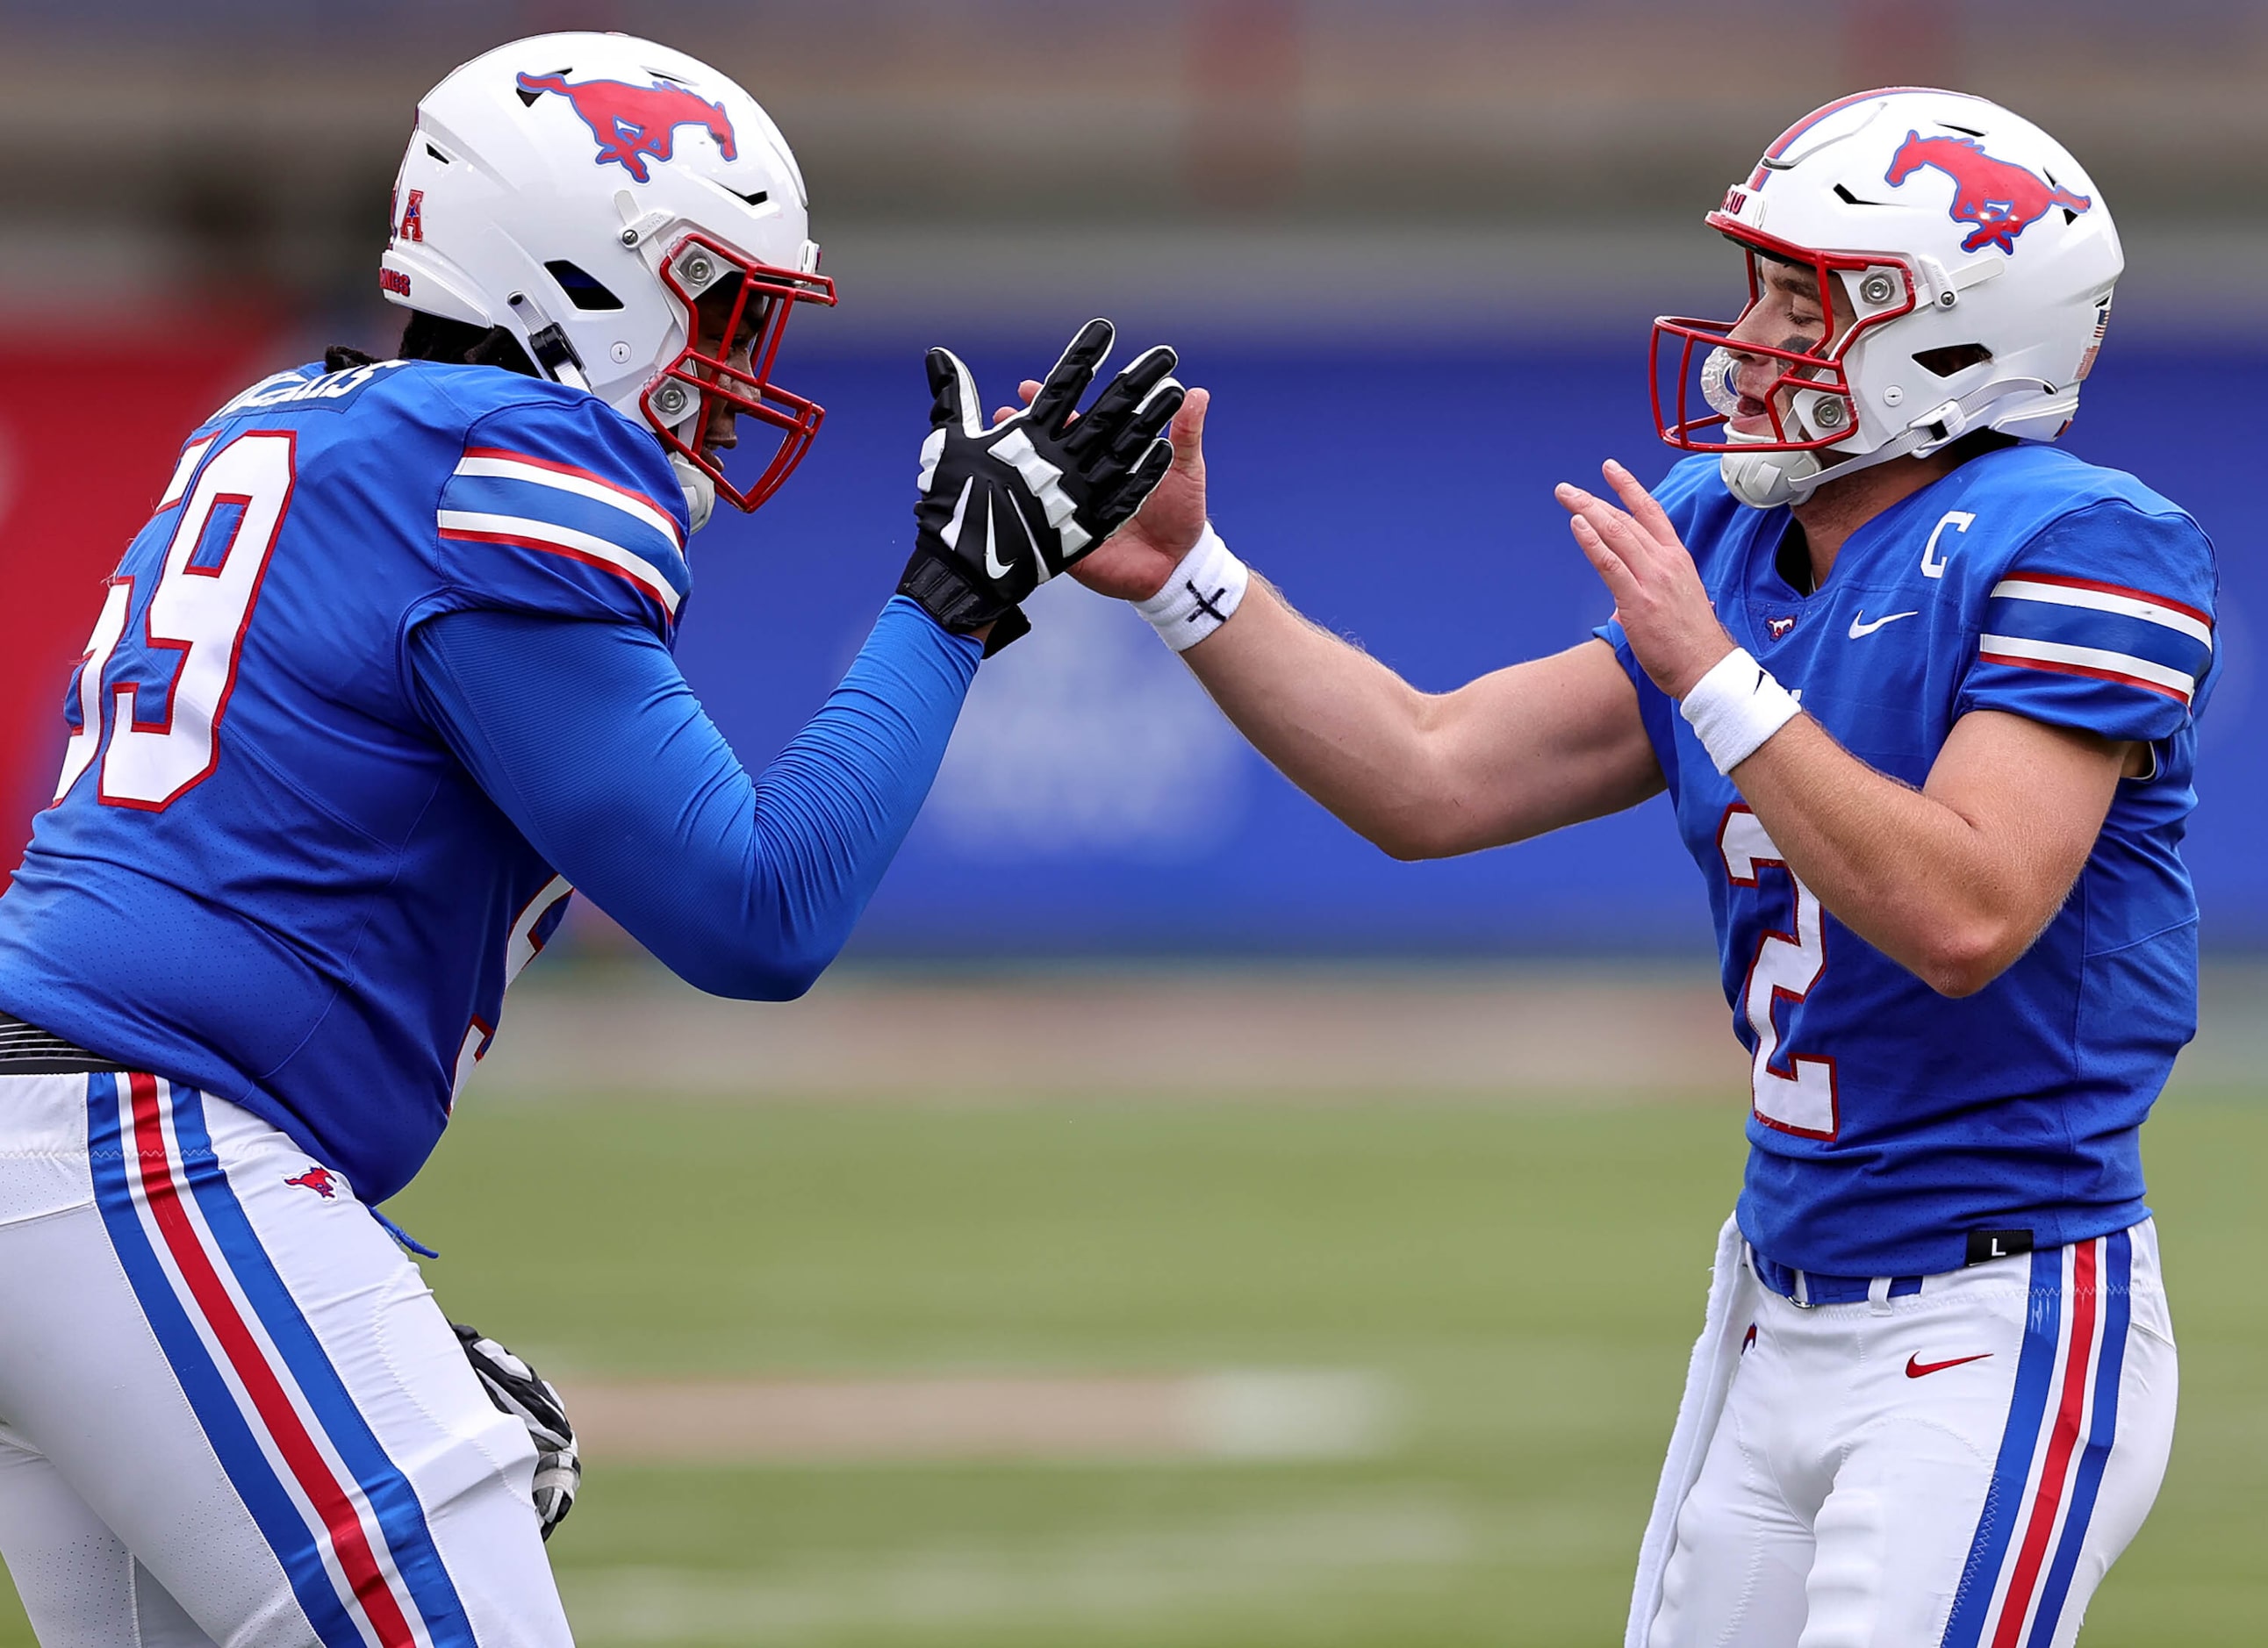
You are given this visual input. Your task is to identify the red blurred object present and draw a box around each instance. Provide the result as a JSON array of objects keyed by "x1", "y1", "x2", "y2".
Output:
[
  {"x1": 0, "y1": 318, "x2": 280, "y2": 889},
  {"x1": 1187, "y1": 0, "x2": 1303, "y2": 208}
]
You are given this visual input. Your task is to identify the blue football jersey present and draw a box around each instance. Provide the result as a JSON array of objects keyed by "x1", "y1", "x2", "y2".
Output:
[
  {"x1": 1600, "y1": 446, "x2": 2219, "y2": 1278},
  {"x1": 0, "y1": 359, "x2": 693, "y2": 1204}
]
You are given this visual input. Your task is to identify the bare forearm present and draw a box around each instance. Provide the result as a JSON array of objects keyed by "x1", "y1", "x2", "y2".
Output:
[
  {"x1": 1179, "y1": 581, "x2": 1661, "y2": 857},
  {"x1": 1076, "y1": 391, "x2": 1659, "y2": 857},
  {"x1": 1732, "y1": 713, "x2": 2119, "y2": 996},
  {"x1": 1180, "y1": 579, "x2": 1455, "y2": 853}
]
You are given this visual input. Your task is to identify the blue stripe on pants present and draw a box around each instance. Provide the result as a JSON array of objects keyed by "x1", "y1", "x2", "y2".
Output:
[
  {"x1": 82, "y1": 1074, "x2": 368, "y2": 1647},
  {"x1": 163, "y1": 1086, "x2": 481, "y2": 1647},
  {"x1": 2026, "y1": 1232, "x2": 2133, "y2": 1646},
  {"x1": 1941, "y1": 1244, "x2": 2065, "y2": 1647}
]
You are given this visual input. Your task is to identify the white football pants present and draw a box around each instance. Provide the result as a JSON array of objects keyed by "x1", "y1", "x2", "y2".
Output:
[
  {"x1": 1635, "y1": 1218, "x2": 2176, "y2": 1648},
  {"x1": 0, "y1": 1069, "x2": 572, "y2": 1647}
]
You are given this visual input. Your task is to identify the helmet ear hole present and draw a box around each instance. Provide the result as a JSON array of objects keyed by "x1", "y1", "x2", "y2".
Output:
[
  {"x1": 1913, "y1": 343, "x2": 1993, "y2": 378},
  {"x1": 544, "y1": 261, "x2": 625, "y2": 312}
]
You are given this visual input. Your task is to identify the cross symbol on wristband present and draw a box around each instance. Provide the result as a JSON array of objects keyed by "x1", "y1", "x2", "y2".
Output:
[{"x1": 1186, "y1": 579, "x2": 1231, "y2": 624}]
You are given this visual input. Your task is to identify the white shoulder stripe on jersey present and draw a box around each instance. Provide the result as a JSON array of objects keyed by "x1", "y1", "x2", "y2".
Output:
[
  {"x1": 436, "y1": 509, "x2": 684, "y2": 618},
  {"x1": 452, "y1": 454, "x2": 684, "y2": 551},
  {"x1": 1988, "y1": 577, "x2": 2214, "y2": 649},
  {"x1": 1977, "y1": 633, "x2": 2196, "y2": 699}
]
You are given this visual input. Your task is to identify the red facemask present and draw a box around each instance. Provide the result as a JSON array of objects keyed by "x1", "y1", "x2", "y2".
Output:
[
  {"x1": 641, "y1": 232, "x2": 838, "y2": 513},
  {"x1": 1651, "y1": 219, "x2": 1915, "y2": 455}
]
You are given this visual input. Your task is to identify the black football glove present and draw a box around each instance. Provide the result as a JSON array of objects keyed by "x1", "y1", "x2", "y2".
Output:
[
  {"x1": 453, "y1": 1322, "x2": 579, "y2": 1541},
  {"x1": 899, "y1": 318, "x2": 1182, "y2": 655}
]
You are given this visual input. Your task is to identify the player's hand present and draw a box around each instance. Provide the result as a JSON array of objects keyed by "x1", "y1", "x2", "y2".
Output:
[
  {"x1": 899, "y1": 319, "x2": 1182, "y2": 654},
  {"x1": 454, "y1": 1322, "x2": 579, "y2": 1541},
  {"x1": 985, "y1": 376, "x2": 1209, "y2": 602},
  {"x1": 1559, "y1": 460, "x2": 1738, "y2": 699},
  {"x1": 1075, "y1": 386, "x2": 1210, "y2": 601}
]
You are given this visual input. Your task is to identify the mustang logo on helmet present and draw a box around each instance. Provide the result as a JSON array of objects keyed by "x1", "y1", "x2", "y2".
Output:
[
  {"x1": 516, "y1": 71, "x2": 738, "y2": 183},
  {"x1": 1884, "y1": 132, "x2": 2092, "y2": 255}
]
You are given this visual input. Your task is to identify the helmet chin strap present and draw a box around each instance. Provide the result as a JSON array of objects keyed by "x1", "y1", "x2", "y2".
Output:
[
  {"x1": 671, "y1": 453, "x2": 716, "y2": 536},
  {"x1": 1719, "y1": 434, "x2": 1824, "y2": 511},
  {"x1": 660, "y1": 396, "x2": 718, "y2": 537}
]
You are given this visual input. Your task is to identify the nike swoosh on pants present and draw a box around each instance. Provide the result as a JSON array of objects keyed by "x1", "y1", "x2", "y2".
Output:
[{"x1": 1906, "y1": 1351, "x2": 1993, "y2": 1378}]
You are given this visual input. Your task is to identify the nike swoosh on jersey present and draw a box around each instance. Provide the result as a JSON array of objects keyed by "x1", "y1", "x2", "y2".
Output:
[
  {"x1": 1906, "y1": 1351, "x2": 1993, "y2": 1379},
  {"x1": 1849, "y1": 610, "x2": 1920, "y2": 639}
]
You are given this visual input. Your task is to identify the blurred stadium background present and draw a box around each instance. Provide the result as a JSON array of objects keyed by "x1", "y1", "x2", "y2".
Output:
[{"x1": 2, "y1": 2, "x2": 2264, "y2": 1643}]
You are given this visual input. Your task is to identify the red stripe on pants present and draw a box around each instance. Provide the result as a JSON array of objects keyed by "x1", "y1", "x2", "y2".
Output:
[
  {"x1": 1992, "y1": 1238, "x2": 2101, "y2": 1648},
  {"x1": 124, "y1": 1073, "x2": 420, "y2": 1648}
]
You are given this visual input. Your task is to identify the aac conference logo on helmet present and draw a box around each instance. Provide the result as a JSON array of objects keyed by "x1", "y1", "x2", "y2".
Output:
[
  {"x1": 516, "y1": 70, "x2": 738, "y2": 183},
  {"x1": 1884, "y1": 130, "x2": 2092, "y2": 254}
]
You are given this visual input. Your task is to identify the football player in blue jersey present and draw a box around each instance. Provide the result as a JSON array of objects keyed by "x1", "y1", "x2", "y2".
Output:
[
  {"x1": 1068, "y1": 90, "x2": 2210, "y2": 1645},
  {"x1": 0, "y1": 31, "x2": 1180, "y2": 1648}
]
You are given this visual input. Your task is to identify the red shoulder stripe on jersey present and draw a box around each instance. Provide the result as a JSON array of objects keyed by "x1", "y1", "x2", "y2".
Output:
[
  {"x1": 459, "y1": 447, "x2": 682, "y2": 541},
  {"x1": 437, "y1": 525, "x2": 680, "y2": 621},
  {"x1": 1993, "y1": 571, "x2": 2213, "y2": 629},
  {"x1": 1977, "y1": 648, "x2": 2193, "y2": 706}
]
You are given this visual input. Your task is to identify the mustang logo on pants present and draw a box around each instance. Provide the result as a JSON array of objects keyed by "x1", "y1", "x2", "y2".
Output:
[{"x1": 284, "y1": 1166, "x2": 340, "y2": 1200}]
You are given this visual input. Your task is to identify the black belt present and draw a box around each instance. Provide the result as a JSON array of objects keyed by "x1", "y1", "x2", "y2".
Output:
[{"x1": 0, "y1": 1012, "x2": 128, "y2": 1075}]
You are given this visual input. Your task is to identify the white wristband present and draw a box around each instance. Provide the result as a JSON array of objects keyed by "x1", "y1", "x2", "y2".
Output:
[
  {"x1": 1679, "y1": 647, "x2": 1802, "y2": 776},
  {"x1": 1134, "y1": 523, "x2": 1248, "y2": 652}
]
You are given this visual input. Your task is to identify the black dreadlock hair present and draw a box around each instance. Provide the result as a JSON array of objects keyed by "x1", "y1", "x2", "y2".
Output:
[{"x1": 324, "y1": 312, "x2": 539, "y2": 378}]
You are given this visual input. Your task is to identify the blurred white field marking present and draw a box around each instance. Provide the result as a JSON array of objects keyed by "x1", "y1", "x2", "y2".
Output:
[
  {"x1": 557, "y1": 1498, "x2": 1478, "y2": 1643},
  {"x1": 558, "y1": 1370, "x2": 1396, "y2": 1465},
  {"x1": 474, "y1": 963, "x2": 1748, "y2": 1100},
  {"x1": 558, "y1": 1495, "x2": 1634, "y2": 1643}
]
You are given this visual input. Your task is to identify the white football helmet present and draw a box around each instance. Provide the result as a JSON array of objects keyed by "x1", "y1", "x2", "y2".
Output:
[
  {"x1": 1654, "y1": 88, "x2": 2122, "y2": 509},
  {"x1": 381, "y1": 32, "x2": 837, "y2": 521}
]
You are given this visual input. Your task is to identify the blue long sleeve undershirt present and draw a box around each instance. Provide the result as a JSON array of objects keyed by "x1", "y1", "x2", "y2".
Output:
[{"x1": 406, "y1": 596, "x2": 980, "y2": 1000}]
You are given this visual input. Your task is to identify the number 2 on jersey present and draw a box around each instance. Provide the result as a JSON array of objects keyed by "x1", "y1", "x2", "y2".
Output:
[
  {"x1": 53, "y1": 431, "x2": 295, "y2": 811},
  {"x1": 1719, "y1": 806, "x2": 1839, "y2": 1139}
]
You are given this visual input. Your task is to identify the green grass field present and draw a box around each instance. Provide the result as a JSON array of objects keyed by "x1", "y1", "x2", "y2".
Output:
[{"x1": 4, "y1": 1089, "x2": 2261, "y2": 1644}]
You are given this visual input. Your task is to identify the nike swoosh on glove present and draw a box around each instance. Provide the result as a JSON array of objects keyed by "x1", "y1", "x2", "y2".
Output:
[
  {"x1": 900, "y1": 317, "x2": 1182, "y2": 655},
  {"x1": 453, "y1": 1322, "x2": 580, "y2": 1541}
]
